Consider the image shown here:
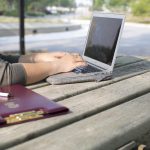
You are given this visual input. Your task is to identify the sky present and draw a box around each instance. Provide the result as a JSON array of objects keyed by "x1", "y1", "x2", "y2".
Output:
[{"x1": 76, "y1": 0, "x2": 93, "y2": 6}]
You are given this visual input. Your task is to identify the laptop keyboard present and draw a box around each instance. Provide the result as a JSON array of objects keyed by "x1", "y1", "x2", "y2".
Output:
[{"x1": 73, "y1": 65, "x2": 101, "y2": 74}]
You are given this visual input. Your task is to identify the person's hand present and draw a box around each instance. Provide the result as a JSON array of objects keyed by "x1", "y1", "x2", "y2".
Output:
[
  {"x1": 19, "y1": 52, "x2": 67, "y2": 63},
  {"x1": 52, "y1": 53, "x2": 87, "y2": 73},
  {"x1": 34, "y1": 52, "x2": 67, "y2": 62}
]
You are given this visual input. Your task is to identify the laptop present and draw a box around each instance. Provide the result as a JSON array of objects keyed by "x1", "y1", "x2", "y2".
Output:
[{"x1": 46, "y1": 12, "x2": 125, "y2": 84}]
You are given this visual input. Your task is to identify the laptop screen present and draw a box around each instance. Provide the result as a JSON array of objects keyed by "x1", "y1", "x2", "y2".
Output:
[{"x1": 84, "y1": 16, "x2": 122, "y2": 65}]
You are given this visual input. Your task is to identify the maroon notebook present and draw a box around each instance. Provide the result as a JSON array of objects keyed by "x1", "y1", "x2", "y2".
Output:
[{"x1": 0, "y1": 84, "x2": 69, "y2": 127}]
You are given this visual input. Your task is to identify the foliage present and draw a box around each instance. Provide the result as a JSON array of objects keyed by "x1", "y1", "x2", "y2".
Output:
[
  {"x1": 59, "y1": 0, "x2": 76, "y2": 8},
  {"x1": 131, "y1": 0, "x2": 150, "y2": 16},
  {"x1": 0, "y1": 0, "x2": 18, "y2": 16},
  {"x1": 93, "y1": 0, "x2": 104, "y2": 10},
  {"x1": 104, "y1": 0, "x2": 133, "y2": 11},
  {"x1": 26, "y1": 0, "x2": 76, "y2": 11},
  {"x1": 93, "y1": 0, "x2": 150, "y2": 16},
  {"x1": 26, "y1": 11, "x2": 45, "y2": 17},
  {"x1": 0, "y1": 0, "x2": 7, "y2": 13},
  {"x1": 4, "y1": 10, "x2": 18, "y2": 17},
  {"x1": 27, "y1": 1, "x2": 44, "y2": 12},
  {"x1": 0, "y1": 0, "x2": 76, "y2": 17},
  {"x1": 108, "y1": 0, "x2": 132, "y2": 7},
  {"x1": 93, "y1": 0, "x2": 133, "y2": 11}
]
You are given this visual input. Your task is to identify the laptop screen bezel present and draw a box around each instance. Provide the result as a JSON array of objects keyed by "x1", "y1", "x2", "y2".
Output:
[{"x1": 83, "y1": 12, "x2": 125, "y2": 71}]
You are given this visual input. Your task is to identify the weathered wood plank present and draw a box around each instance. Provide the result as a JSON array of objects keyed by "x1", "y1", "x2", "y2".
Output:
[
  {"x1": 27, "y1": 82, "x2": 48, "y2": 90},
  {"x1": 0, "y1": 72, "x2": 150, "y2": 149},
  {"x1": 114, "y1": 55, "x2": 143, "y2": 67},
  {"x1": 9, "y1": 93, "x2": 150, "y2": 150},
  {"x1": 32, "y1": 59, "x2": 150, "y2": 101},
  {"x1": 27, "y1": 56, "x2": 146, "y2": 89}
]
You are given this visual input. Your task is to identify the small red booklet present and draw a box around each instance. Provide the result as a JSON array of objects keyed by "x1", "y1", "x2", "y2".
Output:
[{"x1": 0, "y1": 84, "x2": 69, "y2": 127}]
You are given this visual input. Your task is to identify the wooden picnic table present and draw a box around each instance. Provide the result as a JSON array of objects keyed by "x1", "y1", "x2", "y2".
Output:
[{"x1": 0, "y1": 55, "x2": 150, "y2": 150}]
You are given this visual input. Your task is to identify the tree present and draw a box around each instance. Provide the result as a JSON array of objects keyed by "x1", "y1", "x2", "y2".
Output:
[
  {"x1": 106, "y1": 0, "x2": 133, "y2": 11},
  {"x1": 0, "y1": 0, "x2": 7, "y2": 13},
  {"x1": 0, "y1": 0, "x2": 17, "y2": 13},
  {"x1": 93, "y1": 0, "x2": 104, "y2": 10},
  {"x1": 131, "y1": 0, "x2": 150, "y2": 16},
  {"x1": 92, "y1": 0, "x2": 132, "y2": 11},
  {"x1": 60, "y1": 0, "x2": 76, "y2": 8},
  {"x1": 26, "y1": 0, "x2": 44, "y2": 12},
  {"x1": 0, "y1": 0, "x2": 76, "y2": 16},
  {"x1": 26, "y1": 0, "x2": 76, "y2": 12}
]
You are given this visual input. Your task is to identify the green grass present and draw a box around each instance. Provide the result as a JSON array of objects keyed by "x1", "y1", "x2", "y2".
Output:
[
  {"x1": 0, "y1": 14, "x2": 149, "y2": 24},
  {"x1": 126, "y1": 15, "x2": 150, "y2": 24},
  {"x1": 0, "y1": 16, "x2": 19, "y2": 23},
  {"x1": 0, "y1": 16, "x2": 64, "y2": 24}
]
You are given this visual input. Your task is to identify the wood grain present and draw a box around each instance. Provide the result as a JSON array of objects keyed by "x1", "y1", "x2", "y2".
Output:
[{"x1": 0, "y1": 71, "x2": 150, "y2": 149}]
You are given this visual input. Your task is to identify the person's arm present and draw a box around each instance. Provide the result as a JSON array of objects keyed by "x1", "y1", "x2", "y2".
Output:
[
  {"x1": 0, "y1": 53, "x2": 86, "y2": 86},
  {"x1": 19, "y1": 52, "x2": 66, "y2": 63},
  {"x1": 0, "y1": 54, "x2": 26, "y2": 86},
  {"x1": 22, "y1": 53, "x2": 86, "y2": 84},
  {"x1": 0, "y1": 62, "x2": 26, "y2": 86},
  {"x1": 22, "y1": 62, "x2": 59, "y2": 84},
  {"x1": 0, "y1": 61, "x2": 59, "y2": 86}
]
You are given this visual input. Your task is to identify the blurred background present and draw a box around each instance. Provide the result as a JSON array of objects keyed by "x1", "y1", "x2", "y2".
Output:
[{"x1": 0, "y1": 0, "x2": 150, "y2": 56}]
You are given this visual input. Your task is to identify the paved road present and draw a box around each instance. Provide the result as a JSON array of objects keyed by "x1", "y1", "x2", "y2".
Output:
[{"x1": 0, "y1": 21, "x2": 150, "y2": 56}]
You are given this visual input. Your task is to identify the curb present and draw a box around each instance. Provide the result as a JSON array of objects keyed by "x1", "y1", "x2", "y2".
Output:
[{"x1": 0, "y1": 24, "x2": 81, "y2": 37}]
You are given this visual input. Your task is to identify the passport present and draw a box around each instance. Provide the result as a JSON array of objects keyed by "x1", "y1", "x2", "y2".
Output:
[{"x1": 0, "y1": 84, "x2": 69, "y2": 127}]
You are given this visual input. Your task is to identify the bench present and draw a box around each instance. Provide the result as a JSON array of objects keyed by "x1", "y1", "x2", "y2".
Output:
[{"x1": 0, "y1": 56, "x2": 150, "y2": 150}]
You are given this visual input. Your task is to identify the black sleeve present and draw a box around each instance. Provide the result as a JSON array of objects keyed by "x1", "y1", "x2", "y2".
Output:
[
  {"x1": 0, "y1": 54, "x2": 20, "y2": 63},
  {"x1": 0, "y1": 58, "x2": 26, "y2": 86}
]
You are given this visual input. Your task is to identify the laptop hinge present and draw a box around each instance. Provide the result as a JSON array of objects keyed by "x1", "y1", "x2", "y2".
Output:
[{"x1": 87, "y1": 62, "x2": 106, "y2": 70}]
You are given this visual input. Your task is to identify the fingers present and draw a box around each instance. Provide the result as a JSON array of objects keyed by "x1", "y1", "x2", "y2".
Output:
[
  {"x1": 53, "y1": 52, "x2": 87, "y2": 73},
  {"x1": 53, "y1": 52, "x2": 86, "y2": 65},
  {"x1": 72, "y1": 53, "x2": 81, "y2": 57},
  {"x1": 54, "y1": 52, "x2": 67, "y2": 58},
  {"x1": 72, "y1": 61, "x2": 87, "y2": 70},
  {"x1": 76, "y1": 61, "x2": 87, "y2": 67},
  {"x1": 55, "y1": 52, "x2": 83, "y2": 61},
  {"x1": 71, "y1": 53, "x2": 84, "y2": 62},
  {"x1": 73, "y1": 53, "x2": 87, "y2": 68}
]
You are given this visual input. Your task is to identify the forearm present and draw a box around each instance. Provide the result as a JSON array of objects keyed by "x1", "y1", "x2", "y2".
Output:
[
  {"x1": 1, "y1": 52, "x2": 86, "y2": 86},
  {"x1": 19, "y1": 52, "x2": 66, "y2": 63},
  {"x1": 19, "y1": 53, "x2": 41, "y2": 63},
  {"x1": 22, "y1": 62, "x2": 60, "y2": 84}
]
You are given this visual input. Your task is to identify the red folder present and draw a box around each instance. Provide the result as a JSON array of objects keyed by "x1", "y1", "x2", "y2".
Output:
[{"x1": 0, "y1": 84, "x2": 69, "y2": 127}]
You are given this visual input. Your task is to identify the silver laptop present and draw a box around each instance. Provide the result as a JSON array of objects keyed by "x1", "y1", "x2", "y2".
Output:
[{"x1": 47, "y1": 12, "x2": 125, "y2": 84}]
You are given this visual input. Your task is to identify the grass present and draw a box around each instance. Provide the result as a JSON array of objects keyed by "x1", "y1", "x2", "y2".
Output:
[
  {"x1": 0, "y1": 14, "x2": 149, "y2": 24},
  {"x1": 126, "y1": 15, "x2": 150, "y2": 24},
  {"x1": 0, "y1": 16, "x2": 19, "y2": 23},
  {"x1": 0, "y1": 16, "x2": 64, "y2": 24},
  {"x1": 80, "y1": 14, "x2": 150, "y2": 24}
]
